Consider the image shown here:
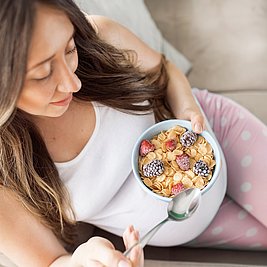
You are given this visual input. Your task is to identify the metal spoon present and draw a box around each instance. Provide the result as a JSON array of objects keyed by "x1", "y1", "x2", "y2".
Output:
[{"x1": 124, "y1": 188, "x2": 201, "y2": 257}]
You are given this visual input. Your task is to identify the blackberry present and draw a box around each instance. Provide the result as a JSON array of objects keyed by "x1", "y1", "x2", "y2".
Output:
[
  {"x1": 143, "y1": 159, "x2": 164, "y2": 177},
  {"x1": 180, "y1": 131, "x2": 197, "y2": 147},
  {"x1": 193, "y1": 160, "x2": 210, "y2": 177}
]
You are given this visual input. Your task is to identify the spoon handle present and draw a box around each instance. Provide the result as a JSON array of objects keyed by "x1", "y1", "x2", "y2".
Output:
[{"x1": 123, "y1": 217, "x2": 169, "y2": 257}]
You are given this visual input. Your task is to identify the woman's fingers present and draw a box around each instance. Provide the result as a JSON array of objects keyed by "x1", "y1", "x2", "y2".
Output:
[
  {"x1": 72, "y1": 227, "x2": 144, "y2": 267},
  {"x1": 123, "y1": 225, "x2": 144, "y2": 267},
  {"x1": 123, "y1": 225, "x2": 139, "y2": 250},
  {"x1": 178, "y1": 108, "x2": 205, "y2": 134},
  {"x1": 176, "y1": 104, "x2": 205, "y2": 134},
  {"x1": 123, "y1": 225, "x2": 134, "y2": 250},
  {"x1": 190, "y1": 112, "x2": 205, "y2": 134},
  {"x1": 87, "y1": 239, "x2": 131, "y2": 267},
  {"x1": 72, "y1": 237, "x2": 132, "y2": 267},
  {"x1": 129, "y1": 244, "x2": 143, "y2": 267}
]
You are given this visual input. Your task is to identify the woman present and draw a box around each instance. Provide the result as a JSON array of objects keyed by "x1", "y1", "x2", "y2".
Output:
[{"x1": 0, "y1": 0, "x2": 266, "y2": 266}]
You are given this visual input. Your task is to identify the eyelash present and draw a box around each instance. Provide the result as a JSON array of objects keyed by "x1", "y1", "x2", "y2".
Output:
[
  {"x1": 36, "y1": 46, "x2": 77, "y2": 82},
  {"x1": 35, "y1": 69, "x2": 53, "y2": 82},
  {"x1": 67, "y1": 46, "x2": 77, "y2": 54}
]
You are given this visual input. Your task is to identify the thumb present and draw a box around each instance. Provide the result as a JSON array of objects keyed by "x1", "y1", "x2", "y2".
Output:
[{"x1": 190, "y1": 112, "x2": 205, "y2": 134}]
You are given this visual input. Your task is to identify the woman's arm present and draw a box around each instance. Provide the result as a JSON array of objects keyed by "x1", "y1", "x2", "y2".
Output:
[
  {"x1": 0, "y1": 188, "x2": 141, "y2": 267},
  {"x1": 86, "y1": 15, "x2": 205, "y2": 133},
  {"x1": 0, "y1": 188, "x2": 68, "y2": 267},
  {"x1": 165, "y1": 61, "x2": 205, "y2": 133}
]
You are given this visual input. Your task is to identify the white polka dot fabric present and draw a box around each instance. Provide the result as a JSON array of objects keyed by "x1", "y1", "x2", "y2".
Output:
[{"x1": 190, "y1": 89, "x2": 267, "y2": 250}]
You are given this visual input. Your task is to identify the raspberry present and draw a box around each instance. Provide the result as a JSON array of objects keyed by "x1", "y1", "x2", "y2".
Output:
[
  {"x1": 176, "y1": 153, "x2": 190, "y2": 171},
  {"x1": 165, "y1": 139, "x2": 177, "y2": 151},
  {"x1": 142, "y1": 159, "x2": 164, "y2": 177},
  {"x1": 193, "y1": 160, "x2": 210, "y2": 177},
  {"x1": 171, "y1": 183, "x2": 184, "y2": 195},
  {"x1": 139, "y1": 139, "x2": 155, "y2": 156},
  {"x1": 180, "y1": 131, "x2": 197, "y2": 147}
]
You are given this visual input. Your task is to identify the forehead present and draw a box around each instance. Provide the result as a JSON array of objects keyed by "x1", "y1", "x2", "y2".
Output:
[{"x1": 27, "y1": 4, "x2": 74, "y2": 67}]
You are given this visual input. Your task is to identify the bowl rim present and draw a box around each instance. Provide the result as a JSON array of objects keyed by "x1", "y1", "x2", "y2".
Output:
[{"x1": 131, "y1": 119, "x2": 222, "y2": 202}]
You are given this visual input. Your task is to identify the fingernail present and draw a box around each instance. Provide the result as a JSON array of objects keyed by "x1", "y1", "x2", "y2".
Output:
[
  {"x1": 194, "y1": 122, "x2": 202, "y2": 133},
  {"x1": 118, "y1": 260, "x2": 131, "y2": 267}
]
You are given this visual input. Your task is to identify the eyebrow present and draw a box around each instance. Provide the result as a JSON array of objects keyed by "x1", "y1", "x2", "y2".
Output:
[{"x1": 28, "y1": 29, "x2": 75, "y2": 72}]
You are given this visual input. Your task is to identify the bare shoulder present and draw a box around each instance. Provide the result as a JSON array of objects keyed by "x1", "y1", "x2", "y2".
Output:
[
  {"x1": 84, "y1": 14, "x2": 126, "y2": 46},
  {"x1": 83, "y1": 13, "x2": 161, "y2": 70},
  {"x1": 0, "y1": 187, "x2": 66, "y2": 266}
]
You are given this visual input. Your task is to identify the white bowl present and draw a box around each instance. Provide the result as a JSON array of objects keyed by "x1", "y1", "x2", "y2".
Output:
[{"x1": 131, "y1": 119, "x2": 222, "y2": 202}]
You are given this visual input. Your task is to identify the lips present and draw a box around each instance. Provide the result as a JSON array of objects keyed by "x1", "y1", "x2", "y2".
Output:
[{"x1": 51, "y1": 94, "x2": 73, "y2": 106}]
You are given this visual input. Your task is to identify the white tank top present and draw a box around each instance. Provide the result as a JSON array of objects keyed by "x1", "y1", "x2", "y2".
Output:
[{"x1": 55, "y1": 101, "x2": 227, "y2": 246}]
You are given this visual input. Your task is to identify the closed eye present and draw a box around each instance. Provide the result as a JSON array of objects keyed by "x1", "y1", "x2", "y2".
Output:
[
  {"x1": 33, "y1": 70, "x2": 53, "y2": 82},
  {"x1": 33, "y1": 46, "x2": 76, "y2": 82},
  {"x1": 67, "y1": 46, "x2": 77, "y2": 55}
]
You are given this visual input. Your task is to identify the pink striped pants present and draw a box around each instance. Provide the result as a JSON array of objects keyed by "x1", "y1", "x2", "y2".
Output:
[{"x1": 190, "y1": 88, "x2": 267, "y2": 250}]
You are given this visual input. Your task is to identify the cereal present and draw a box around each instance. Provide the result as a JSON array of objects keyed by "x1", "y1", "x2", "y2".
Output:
[{"x1": 138, "y1": 125, "x2": 216, "y2": 198}]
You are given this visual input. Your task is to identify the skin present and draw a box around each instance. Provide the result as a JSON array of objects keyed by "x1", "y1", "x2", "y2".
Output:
[
  {"x1": 0, "y1": 3, "x2": 204, "y2": 267},
  {"x1": 18, "y1": 6, "x2": 81, "y2": 118},
  {"x1": 87, "y1": 15, "x2": 205, "y2": 133},
  {"x1": 18, "y1": 5, "x2": 95, "y2": 163}
]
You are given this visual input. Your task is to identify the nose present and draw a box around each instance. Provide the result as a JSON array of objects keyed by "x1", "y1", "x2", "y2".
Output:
[{"x1": 56, "y1": 62, "x2": 81, "y2": 93}]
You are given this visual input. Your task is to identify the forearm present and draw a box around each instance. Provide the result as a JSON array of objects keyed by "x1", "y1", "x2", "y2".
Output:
[
  {"x1": 165, "y1": 60, "x2": 204, "y2": 133},
  {"x1": 165, "y1": 60, "x2": 195, "y2": 117}
]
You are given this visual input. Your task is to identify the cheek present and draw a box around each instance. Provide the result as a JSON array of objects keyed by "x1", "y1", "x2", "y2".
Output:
[{"x1": 17, "y1": 84, "x2": 55, "y2": 110}]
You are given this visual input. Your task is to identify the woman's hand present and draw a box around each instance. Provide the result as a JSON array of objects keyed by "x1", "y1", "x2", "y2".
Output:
[
  {"x1": 71, "y1": 225, "x2": 144, "y2": 267},
  {"x1": 175, "y1": 104, "x2": 205, "y2": 134},
  {"x1": 123, "y1": 225, "x2": 144, "y2": 267}
]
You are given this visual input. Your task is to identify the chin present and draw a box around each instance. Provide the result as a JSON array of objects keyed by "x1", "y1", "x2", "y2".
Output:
[
  {"x1": 49, "y1": 108, "x2": 69, "y2": 118},
  {"x1": 25, "y1": 106, "x2": 70, "y2": 119}
]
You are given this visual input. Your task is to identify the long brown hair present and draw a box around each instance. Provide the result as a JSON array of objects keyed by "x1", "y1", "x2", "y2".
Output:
[{"x1": 0, "y1": 0, "x2": 174, "y2": 245}]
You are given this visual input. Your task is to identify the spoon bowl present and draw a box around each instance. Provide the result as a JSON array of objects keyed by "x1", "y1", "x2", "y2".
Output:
[
  {"x1": 124, "y1": 188, "x2": 201, "y2": 257},
  {"x1": 167, "y1": 188, "x2": 201, "y2": 220}
]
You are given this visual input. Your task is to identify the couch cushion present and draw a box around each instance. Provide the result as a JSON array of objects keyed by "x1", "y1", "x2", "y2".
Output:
[
  {"x1": 145, "y1": 0, "x2": 267, "y2": 124},
  {"x1": 145, "y1": 0, "x2": 267, "y2": 91},
  {"x1": 74, "y1": 0, "x2": 192, "y2": 74}
]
